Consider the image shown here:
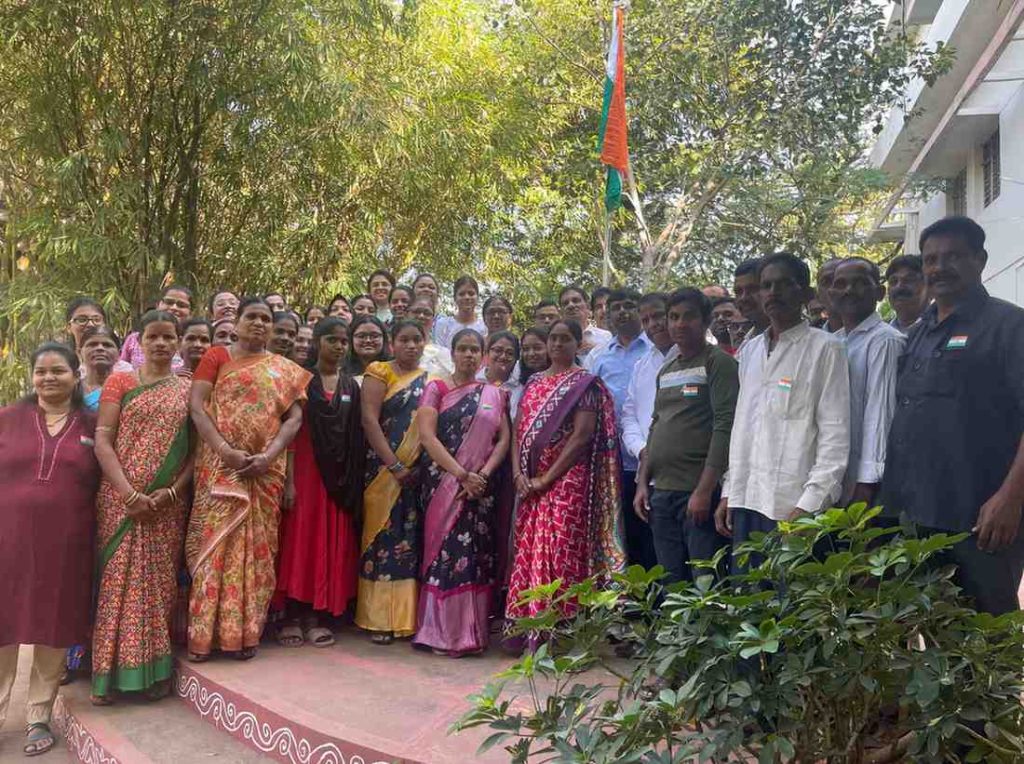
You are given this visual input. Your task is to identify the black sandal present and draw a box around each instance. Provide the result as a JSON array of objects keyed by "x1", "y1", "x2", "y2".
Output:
[
  {"x1": 370, "y1": 632, "x2": 394, "y2": 645},
  {"x1": 24, "y1": 722, "x2": 56, "y2": 757}
]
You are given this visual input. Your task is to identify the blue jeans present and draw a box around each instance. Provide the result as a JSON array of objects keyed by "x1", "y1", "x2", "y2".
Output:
[{"x1": 648, "y1": 488, "x2": 727, "y2": 585}]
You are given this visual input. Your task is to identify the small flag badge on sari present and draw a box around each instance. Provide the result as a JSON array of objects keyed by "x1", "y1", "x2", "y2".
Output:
[
  {"x1": 482, "y1": 403, "x2": 494, "y2": 410},
  {"x1": 946, "y1": 335, "x2": 968, "y2": 350},
  {"x1": 682, "y1": 385, "x2": 700, "y2": 397},
  {"x1": 80, "y1": 436, "x2": 95, "y2": 447},
  {"x1": 778, "y1": 377, "x2": 793, "y2": 391},
  {"x1": 340, "y1": 394, "x2": 352, "y2": 403}
]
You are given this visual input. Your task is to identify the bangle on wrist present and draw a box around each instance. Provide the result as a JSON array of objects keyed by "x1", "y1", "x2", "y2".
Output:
[
  {"x1": 387, "y1": 461, "x2": 404, "y2": 474},
  {"x1": 124, "y1": 489, "x2": 140, "y2": 505}
]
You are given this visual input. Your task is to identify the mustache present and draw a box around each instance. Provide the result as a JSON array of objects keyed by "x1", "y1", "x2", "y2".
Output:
[{"x1": 889, "y1": 288, "x2": 914, "y2": 300}]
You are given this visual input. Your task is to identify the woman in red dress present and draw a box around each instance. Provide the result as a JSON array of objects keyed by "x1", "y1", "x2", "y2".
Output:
[
  {"x1": 275, "y1": 318, "x2": 365, "y2": 647},
  {"x1": 506, "y1": 320, "x2": 624, "y2": 643}
]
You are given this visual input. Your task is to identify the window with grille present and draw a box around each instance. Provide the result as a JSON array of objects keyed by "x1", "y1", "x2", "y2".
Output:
[
  {"x1": 948, "y1": 169, "x2": 967, "y2": 217},
  {"x1": 983, "y1": 129, "x2": 1001, "y2": 207}
]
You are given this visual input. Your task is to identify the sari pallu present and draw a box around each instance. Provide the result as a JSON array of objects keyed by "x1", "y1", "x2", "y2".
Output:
[
  {"x1": 413, "y1": 382, "x2": 506, "y2": 654},
  {"x1": 92, "y1": 374, "x2": 191, "y2": 697},
  {"x1": 185, "y1": 352, "x2": 311, "y2": 656},
  {"x1": 355, "y1": 363, "x2": 427, "y2": 637},
  {"x1": 506, "y1": 368, "x2": 625, "y2": 622}
]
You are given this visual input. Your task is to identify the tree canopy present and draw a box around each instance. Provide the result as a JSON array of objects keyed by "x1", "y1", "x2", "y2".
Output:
[{"x1": 0, "y1": 0, "x2": 948, "y2": 399}]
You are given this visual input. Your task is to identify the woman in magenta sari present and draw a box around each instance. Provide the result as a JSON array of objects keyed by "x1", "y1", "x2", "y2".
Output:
[
  {"x1": 415, "y1": 329, "x2": 511, "y2": 656},
  {"x1": 506, "y1": 320, "x2": 625, "y2": 630}
]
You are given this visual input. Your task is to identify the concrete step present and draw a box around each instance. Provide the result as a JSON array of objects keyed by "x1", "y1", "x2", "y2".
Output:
[
  {"x1": 172, "y1": 628, "x2": 519, "y2": 764},
  {"x1": 0, "y1": 646, "x2": 273, "y2": 764}
]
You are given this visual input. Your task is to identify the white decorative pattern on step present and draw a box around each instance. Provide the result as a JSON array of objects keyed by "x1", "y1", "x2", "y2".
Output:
[
  {"x1": 174, "y1": 672, "x2": 391, "y2": 764},
  {"x1": 52, "y1": 694, "x2": 120, "y2": 764}
]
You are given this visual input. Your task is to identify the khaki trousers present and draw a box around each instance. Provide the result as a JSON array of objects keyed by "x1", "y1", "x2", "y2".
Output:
[{"x1": 0, "y1": 644, "x2": 65, "y2": 728}]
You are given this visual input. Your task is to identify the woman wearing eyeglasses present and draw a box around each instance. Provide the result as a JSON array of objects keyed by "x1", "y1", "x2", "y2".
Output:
[
  {"x1": 409, "y1": 298, "x2": 454, "y2": 378},
  {"x1": 345, "y1": 314, "x2": 389, "y2": 382},
  {"x1": 120, "y1": 285, "x2": 193, "y2": 372},
  {"x1": 66, "y1": 297, "x2": 108, "y2": 350},
  {"x1": 482, "y1": 295, "x2": 514, "y2": 336}
]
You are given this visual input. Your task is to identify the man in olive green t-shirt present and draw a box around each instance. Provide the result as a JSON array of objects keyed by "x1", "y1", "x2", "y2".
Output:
[{"x1": 635, "y1": 287, "x2": 739, "y2": 584}]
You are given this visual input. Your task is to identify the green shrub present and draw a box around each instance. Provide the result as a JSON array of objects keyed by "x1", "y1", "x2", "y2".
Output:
[{"x1": 454, "y1": 505, "x2": 1024, "y2": 763}]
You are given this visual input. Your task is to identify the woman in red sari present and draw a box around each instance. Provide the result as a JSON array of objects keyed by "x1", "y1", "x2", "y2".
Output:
[
  {"x1": 92, "y1": 310, "x2": 194, "y2": 704},
  {"x1": 275, "y1": 318, "x2": 365, "y2": 647},
  {"x1": 415, "y1": 329, "x2": 510, "y2": 656},
  {"x1": 186, "y1": 297, "x2": 311, "y2": 662},
  {"x1": 506, "y1": 319, "x2": 625, "y2": 633}
]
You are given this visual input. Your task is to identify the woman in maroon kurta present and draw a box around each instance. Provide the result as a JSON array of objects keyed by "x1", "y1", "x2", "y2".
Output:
[
  {"x1": 275, "y1": 318, "x2": 365, "y2": 646},
  {"x1": 0, "y1": 342, "x2": 99, "y2": 755}
]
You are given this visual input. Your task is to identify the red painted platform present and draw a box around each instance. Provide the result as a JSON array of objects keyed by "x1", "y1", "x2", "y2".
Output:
[
  {"x1": 23, "y1": 628, "x2": 605, "y2": 764},
  {"x1": 171, "y1": 630, "x2": 530, "y2": 764}
]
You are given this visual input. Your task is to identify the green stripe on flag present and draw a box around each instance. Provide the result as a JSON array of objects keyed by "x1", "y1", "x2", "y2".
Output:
[{"x1": 605, "y1": 167, "x2": 622, "y2": 212}]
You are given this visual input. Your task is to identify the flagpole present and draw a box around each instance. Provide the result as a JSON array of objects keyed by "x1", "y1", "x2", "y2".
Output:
[{"x1": 603, "y1": 210, "x2": 612, "y2": 286}]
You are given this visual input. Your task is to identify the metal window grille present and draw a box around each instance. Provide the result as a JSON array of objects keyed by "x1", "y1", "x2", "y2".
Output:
[
  {"x1": 948, "y1": 169, "x2": 967, "y2": 217},
  {"x1": 983, "y1": 129, "x2": 1001, "y2": 207}
]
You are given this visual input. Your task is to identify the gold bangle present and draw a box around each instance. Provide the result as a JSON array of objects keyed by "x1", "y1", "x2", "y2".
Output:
[
  {"x1": 125, "y1": 490, "x2": 140, "y2": 505},
  {"x1": 168, "y1": 486, "x2": 178, "y2": 505}
]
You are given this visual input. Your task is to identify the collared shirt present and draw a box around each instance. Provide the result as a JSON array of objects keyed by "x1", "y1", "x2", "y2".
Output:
[
  {"x1": 835, "y1": 313, "x2": 905, "y2": 501},
  {"x1": 586, "y1": 333, "x2": 650, "y2": 471},
  {"x1": 475, "y1": 366, "x2": 524, "y2": 419},
  {"x1": 581, "y1": 324, "x2": 613, "y2": 364},
  {"x1": 648, "y1": 345, "x2": 739, "y2": 492},
  {"x1": 621, "y1": 342, "x2": 679, "y2": 459},
  {"x1": 881, "y1": 286, "x2": 1024, "y2": 531},
  {"x1": 434, "y1": 315, "x2": 488, "y2": 349},
  {"x1": 420, "y1": 343, "x2": 454, "y2": 378},
  {"x1": 889, "y1": 315, "x2": 921, "y2": 335},
  {"x1": 724, "y1": 321, "x2": 850, "y2": 520}
]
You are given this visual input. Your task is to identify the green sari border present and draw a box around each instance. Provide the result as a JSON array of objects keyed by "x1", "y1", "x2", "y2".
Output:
[
  {"x1": 91, "y1": 653, "x2": 174, "y2": 696},
  {"x1": 98, "y1": 416, "x2": 191, "y2": 571}
]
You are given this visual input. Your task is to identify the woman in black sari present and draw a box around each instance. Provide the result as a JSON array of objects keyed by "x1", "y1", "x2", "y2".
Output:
[{"x1": 275, "y1": 318, "x2": 365, "y2": 647}]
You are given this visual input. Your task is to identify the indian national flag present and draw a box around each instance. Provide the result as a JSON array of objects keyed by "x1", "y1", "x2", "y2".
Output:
[{"x1": 598, "y1": 3, "x2": 629, "y2": 212}]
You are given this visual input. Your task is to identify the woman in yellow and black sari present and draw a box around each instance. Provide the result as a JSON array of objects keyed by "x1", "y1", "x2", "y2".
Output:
[{"x1": 356, "y1": 319, "x2": 428, "y2": 644}]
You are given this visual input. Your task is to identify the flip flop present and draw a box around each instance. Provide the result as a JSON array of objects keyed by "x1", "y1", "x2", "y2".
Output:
[
  {"x1": 370, "y1": 632, "x2": 394, "y2": 645},
  {"x1": 304, "y1": 626, "x2": 336, "y2": 648},
  {"x1": 276, "y1": 623, "x2": 304, "y2": 648},
  {"x1": 24, "y1": 722, "x2": 55, "y2": 756}
]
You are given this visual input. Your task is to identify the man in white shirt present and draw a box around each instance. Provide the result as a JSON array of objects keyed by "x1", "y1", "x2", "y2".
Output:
[
  {"x1": 559, "y1": 285, "x2": 612, "y2": 358},
  {"x1": 828, "y1": 257, "x2": 905, "y2": 507},
  {"x1": 884, "y1": 255, "x2": 928, "y2": 335},
  {"x1": 715, "y1": 252, "x2": 851, "y2": 552},
  {"x1": 621, "y1": 292, "x2": 677, "y2": 463}
]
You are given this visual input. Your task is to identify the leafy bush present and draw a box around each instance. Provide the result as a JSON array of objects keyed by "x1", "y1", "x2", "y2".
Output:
[{"x1": 454, "y1": 505, "x2": 1024, "y2": 763}]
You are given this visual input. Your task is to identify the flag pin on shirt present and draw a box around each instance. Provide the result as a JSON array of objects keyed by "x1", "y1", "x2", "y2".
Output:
[
  {"x1": 778, "y1": 377, "x2": 793, "y2": 391},
  {"x1": 946, "y1": 335, "x2": 968, "y2": 350}
]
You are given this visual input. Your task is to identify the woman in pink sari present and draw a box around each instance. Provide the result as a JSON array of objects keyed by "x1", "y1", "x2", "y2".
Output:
[
  {"x1": 415, "y1": 329, "x2": 510, "y2": 656},
  {"x1": 507, "y1": 320, "x2": 624, "y2": 631}
]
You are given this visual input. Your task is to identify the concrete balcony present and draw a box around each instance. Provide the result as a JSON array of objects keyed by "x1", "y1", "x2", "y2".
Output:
[{"x1": 870, "y1": 0, "x2": 1016, "y2": 178}]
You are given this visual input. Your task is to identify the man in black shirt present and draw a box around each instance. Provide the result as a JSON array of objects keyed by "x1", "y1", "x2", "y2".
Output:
[{"x1": 881, "y1": 216, "x2": 1024, "y2": 614}]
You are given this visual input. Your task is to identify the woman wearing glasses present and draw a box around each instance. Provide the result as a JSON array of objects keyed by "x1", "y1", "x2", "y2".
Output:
[
  {"x1": 482, "y1": 295, "x2": 514, "y2": 336},
  {"x1": 345, "y1": 314, "x2": 389, "y2": 382},
  {"x1": 120, "y1": 285, "x2": 193, "y2": 372},
  {"x1": 409, "y1": 298, "x2": 454, "y2": 378}
]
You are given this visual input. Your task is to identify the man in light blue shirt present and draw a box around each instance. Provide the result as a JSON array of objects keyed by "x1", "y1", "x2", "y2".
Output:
[{"x1": 587, "y1": 288, "x2": 656, "y2": 568}]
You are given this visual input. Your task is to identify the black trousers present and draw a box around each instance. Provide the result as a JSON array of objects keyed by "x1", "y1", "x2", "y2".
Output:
[
  {"x1": 622, "y1": 470, "x2": 657, "y2": 569},
  {"x1": 648, "y1": 488, "x2": 727, "y2": 585},
  {"x1": 906, "y1": 517, "x2": 1024, "y2": 616}
]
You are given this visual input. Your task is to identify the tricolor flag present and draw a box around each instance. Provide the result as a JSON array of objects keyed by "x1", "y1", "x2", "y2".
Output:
[{"x1": 598, "y1": 3, "x2": 629, "y2": 212}]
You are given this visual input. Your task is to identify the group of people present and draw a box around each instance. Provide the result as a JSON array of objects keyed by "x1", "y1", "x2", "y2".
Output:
[{"x1": 3, "y1": 214, "x2": 1023, "y2": 757}]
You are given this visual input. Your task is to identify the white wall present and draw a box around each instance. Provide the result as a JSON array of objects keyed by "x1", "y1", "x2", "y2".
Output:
[{"x1": 914, "y1": 83, "x2": 1024, "y2": 304}]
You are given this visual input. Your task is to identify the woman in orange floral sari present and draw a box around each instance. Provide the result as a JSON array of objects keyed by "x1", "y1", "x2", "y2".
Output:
[
  {"x1": 92, "y1": 311, "x2": 194, "y2": 704},
  {"x1": 185, "y1": 297, "x2": 311, "y2": 661}
]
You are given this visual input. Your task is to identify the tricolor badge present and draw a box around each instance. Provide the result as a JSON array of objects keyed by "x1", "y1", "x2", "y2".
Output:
[{"x1": 946, "y1": 335, "x2": 968, "y2": 350}]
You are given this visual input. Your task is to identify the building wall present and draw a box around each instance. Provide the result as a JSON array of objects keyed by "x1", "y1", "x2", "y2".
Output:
[{"x1": 914, "y1": 84, "x2": 1024, "y2": 304}]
